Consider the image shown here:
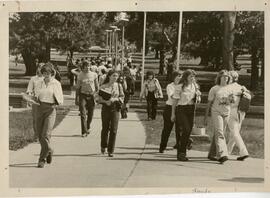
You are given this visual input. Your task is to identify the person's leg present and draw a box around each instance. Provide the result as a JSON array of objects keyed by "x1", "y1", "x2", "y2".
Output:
[
  {"x1": 107, "y1": 110, "x2": 120, "y2": 155},
  {"x1": 101, "y1": 106, "x2": 110, "y2": 151},
  {"x1": 211, "y1": 111, "x2": 229, "y2": 160},
  {"x1": 86, "y1": 95, "x2": 95, "y2": 131},
  {"x1": 38, "y1": 105, "x2": 56, "y2": 164},
  {"x1": 32, "y1": 104, "x2": 38, "y2": 140},
  {"x1": 159, "y1": 105, "x2": 174, "y2": 152},
  {"x1": 152, "y1": 97, "x2": 158, "y2": 120},
  {"x1": 79, "y1": 94, "x2": 88, "y2": 135},
  {"x1": 227, "y1": 109, "x2": 248, "y2": 156},
  {"x1": 146, "y1": 98, "x2": 152, "y2": 120},
  {"x1": 178, "y1": 106, "x2": 194, "y2": 157}
]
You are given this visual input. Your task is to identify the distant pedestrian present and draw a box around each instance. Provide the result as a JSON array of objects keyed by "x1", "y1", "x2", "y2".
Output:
[
  {"x1": 204, "y1": 70, "x2": 234, "y2": 164},
  {"x1": 76, "y1": 61, "x2": 99, "y2": 137},
  {"x1": 226, "y1": 71, "x2": 251, "y2": 161},
  {"x1": 171, "y1": 69, "x2": 201, "y2": 161},
  {"x1": 140, "y1": 71, "x2": 163, "y2": 120},
  {"x1": 35, "y1": 63, "x2": 64, "y2": 168},
  {"x1": 26, "y1": 66, "x2": 44, "y2": 141},
  {"x1": 98, "y1": 70, "x2": 124, "y2": 157}
]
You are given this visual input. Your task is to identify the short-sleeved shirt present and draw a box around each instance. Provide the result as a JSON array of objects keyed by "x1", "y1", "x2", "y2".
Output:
[
  {"x1": 26, "y1": 75, "x2": 44, "y2": 96},
  {"x1": 208, "y1": 85, "x2": 234, "y2": 116},
  {"x1": 227, "y1": 82, "x2": 245, "y2": 108},
  {"x1": 173, "y1": 83, "x2": 196, "y2": 105},
  {"x1": 77, "y1": 71, "x2": 98, "y2": 95},
  {"x1": 166, "y1": 83, "x2": 176, "y2": 105}
]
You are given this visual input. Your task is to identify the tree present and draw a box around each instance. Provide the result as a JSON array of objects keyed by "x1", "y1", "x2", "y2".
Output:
[
  {"x1": 222, "y1": 11, "x2": 236, "y2": 70},
  {"x1": 9, "y1": 12, "x2": 110, "y2": 75}
]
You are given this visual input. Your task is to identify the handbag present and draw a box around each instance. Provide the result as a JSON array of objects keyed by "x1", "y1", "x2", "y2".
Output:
[{"x1": 238, "y1": 88, "x2": 251, "y2": 112}]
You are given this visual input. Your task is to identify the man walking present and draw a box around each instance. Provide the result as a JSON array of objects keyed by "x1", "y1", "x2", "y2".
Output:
[{"x1": 76, "y1": 61, "x2": 99, "y2": 137}]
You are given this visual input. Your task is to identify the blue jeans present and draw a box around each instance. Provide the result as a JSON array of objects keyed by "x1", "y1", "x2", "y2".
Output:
[
  {"x1": 36, "y1": 103, "x2": 56, "y2": 162},
  {"x1": 101, "y1": 105, "x2": 120, "y2": 154},
  {"x1": 79, "y1": 93, "x2": 95, "y2": 135}
]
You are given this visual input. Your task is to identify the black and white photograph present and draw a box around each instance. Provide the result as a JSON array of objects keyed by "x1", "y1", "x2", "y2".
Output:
[{"x1": 1, "y1": 0, "x2": 269, "y2": 196}]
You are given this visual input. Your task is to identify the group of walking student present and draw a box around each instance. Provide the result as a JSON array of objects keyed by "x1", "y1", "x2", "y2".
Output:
[
  {"x1": 26, "y1": 58, "x2": 251, "y2": 168},
  {"x1": 158, "y1": 69, "x2": 251, "y2": 163}
]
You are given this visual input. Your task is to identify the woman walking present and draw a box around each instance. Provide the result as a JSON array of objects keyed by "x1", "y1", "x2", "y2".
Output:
[
  {"x1": 227, "y1": 71, "x2": 250, "y2": 161},
  {"x1": 98, "y1": 70, "x2": 124, "y2": 157},
  {"x1": 159, "y1": 71, "x2": 181, "y2": 153},
  {"x1": 140, "y1": 71, "x2": 163, "y2": 120},
  {"x1": 35, "y1": 63, "x2": 64, "y2": 168},
  {"x1": 204, "y1": 70, "x2": 234, "y2": 164},
  {"x1": 171, "y1": 69, "x2": 201, "y2": 161}
]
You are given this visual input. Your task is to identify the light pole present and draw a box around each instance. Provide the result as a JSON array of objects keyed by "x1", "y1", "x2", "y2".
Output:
[
  {"x1": 105, "y1": 30, "x2": 111, "y2": 57},
  {"x1": 115, "y1": 28, "x2": 121, "y2": 66},
  {"x1": 118, "y1": 12, "x2": 129, "y2": 70},
  {"x1": 110, "y1": 25, "x2": 118, "y2": 66}
]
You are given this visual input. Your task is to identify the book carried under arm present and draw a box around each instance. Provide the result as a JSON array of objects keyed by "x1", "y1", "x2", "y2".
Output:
[
  {"x1": 22, "y1": 93, "x2": 40, "y2": 105},
  {"x1": 98, "y1": 89, "x2": 112, "y2": 101}
]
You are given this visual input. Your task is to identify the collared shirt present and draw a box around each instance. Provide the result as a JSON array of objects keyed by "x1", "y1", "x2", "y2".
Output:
[
  {"x1": 173, "y1": 83, "x2": 196, "y2": 105},
  {"x1": 166, "y1": 82, "x2": 177, "y2": 105},
  {"x1": 26, "y1": 75, "x2": 44, "y2": 96},
  {"x1": 208, "y1": 85, "x2": 234, "y2": 116},
  {"x1": 77, "y1": 71, "x2": 98, "y2": 95},
  {"x1": 36, "y1": 78, "x2": 64, "y2": 105}
]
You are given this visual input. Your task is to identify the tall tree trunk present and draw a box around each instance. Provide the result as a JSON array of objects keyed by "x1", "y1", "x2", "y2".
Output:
[
  {"x1": 199, "y1": 54, "x2": 209, "y2": 66},
  {"x1": 45, "y1": 39, "x2": 51, "y2": 62},
  {"x1": 21, "y1": 48, "x2": 36, "y2": 76},
  {"x1": 155, "y1": 48, "x2": 159, "y2": 59},
  {"x1": 159, "y1": 48, "x2": 165, "y2": 75},
  {"x1": 250, "y1": 46, "x2": 259, "y2": 90},
  {"x1": 222, "y1": 12, "x2": 236, "y2": 71}
]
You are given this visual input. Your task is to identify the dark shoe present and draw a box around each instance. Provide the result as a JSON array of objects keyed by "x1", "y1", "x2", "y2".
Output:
[
  {"x1": 177, "y1": 155, "x2": 189, "y2": 161},
  {"x1": 46, "y1": 151, "x2": 53, "y2": 164},
  {"x1": 208, "y1": 156, "x2": 218, "y2": 161},
  {"x1": 218, "y1": 156, "x2": 229, "y2": 164},
  {"x1": 86, "y1": 129, "x2": 91, "y2": 134},
  {"x1": 237, "y1": 155, "x2": 249, "y2": 161},
  {"x1": 37, "y1": 160, "x2": 45, "y2": 168},
  {"x1": 187, "y1": 138, "x2": 193, "y2": 150},
  {"x1": 101, "y1": 148, "x2": 106, "y2": 154},
  {"x1": 159, "y1": 148, "x2": 165, "y2": 153},
  {"x1": 173, "y1": 144, "x2": 178, "y2": 149},
  {"x1": 108, "y1": 153, "x2": 114, "y2": 157},
  {"x1": 82, "y1": 133, "x2": 87, "y2": 137}
]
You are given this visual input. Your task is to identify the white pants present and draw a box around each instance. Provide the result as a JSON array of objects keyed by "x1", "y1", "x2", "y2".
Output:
[
  {"x1": 227, "y1": 108, "x2": 248, "y2": 156},
  {"x1": 208, "y1": 110, "x2": 229, "y2": 159}
]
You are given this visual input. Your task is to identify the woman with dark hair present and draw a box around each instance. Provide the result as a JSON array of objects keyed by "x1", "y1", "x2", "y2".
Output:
[
  {"x1": 35, "y1": 62, "x2": 63, "y2": 168},
  {"x1": 159, "y1": 71, "x2": 182, "y2": 153},
  {"x1": 171, "y1": 69, "x2": 201, "y2": 161},
  {"x1": 204, "y1": 70, "x2": 234, "y2": 164},
  {"x1": 98, "y1": 70, "x2": 124, "y2": 157},
  {"x1": 140, "y1": 71, "x2": 163, "y2": 120}
]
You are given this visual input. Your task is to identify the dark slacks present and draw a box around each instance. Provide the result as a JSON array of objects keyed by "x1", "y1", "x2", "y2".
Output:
[
  {"x1": 31, "y1": 103, "x2": 39, "y2": 139},
  {"x1": 79, "y1": 93, "x2": 95, "y2": 135},
  {"x1": 146, "y1": 91, "x2": 157, "y2": 120},
  {"x1": 36, "y1": 103, "x2": 56, "y2": 162},
  {"x1": 176, "y1": 105, "x2": 195, "y2": 156},
  {"x1": 101, "y1": 105, "x2": 120, "y2": 154},
  {"x1": 159, "y1": 105, "x2": 180, "y2": 150}
]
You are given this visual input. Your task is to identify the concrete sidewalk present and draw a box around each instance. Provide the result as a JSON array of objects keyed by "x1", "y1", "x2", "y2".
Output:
[{"x1": 9, "y1": 109, "x2": 264, "y2": 188}]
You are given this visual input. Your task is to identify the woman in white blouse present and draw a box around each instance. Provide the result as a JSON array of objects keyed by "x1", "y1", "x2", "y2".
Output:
[
  {"x1": 35, "y1": 63, "x2": 63, "y2": 168},
  {"x1": 171, "y1": 69, "x2": 201, "y2": 161},
  {"x1": 140, "y1": 71, "x2": 163, "y2": 120}
]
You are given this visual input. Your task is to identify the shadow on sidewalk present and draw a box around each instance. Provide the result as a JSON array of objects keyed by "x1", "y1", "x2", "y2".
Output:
[
  {"x1": 219, "y1": 177, "x2": 264, "y2": 183},
  {"x1": 9, "y1": 163, "x2": 37, "y2": 168},
  {"x1": 107, "y1": 157, "x2": 179, "y2": 162},
  {"x1": 51, "y1": 135, "x2": 82, "y2": 138}
]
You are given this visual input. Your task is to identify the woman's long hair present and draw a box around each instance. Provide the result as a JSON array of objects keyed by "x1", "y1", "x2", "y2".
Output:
[
  {"x1": 103, "y1": 69, "x2": 118, "y2": 84},
  {"x1": 179, "y1": 69, "x2": 197, "y2": 90}
]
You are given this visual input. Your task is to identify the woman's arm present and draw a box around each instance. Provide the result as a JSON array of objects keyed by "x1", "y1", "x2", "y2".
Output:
[
  {"x1": 171, "y1": 98, "x2": 178, "y2": 122},
  {"x1": 155, "y1": 79, "x2": 163, "y2": 98},
  {"x1": 140, "y1": 82, "x2": 146, "y2": 100},
  {"x1": 204, "y1": 100, "x2": 213, "y2": 126}
]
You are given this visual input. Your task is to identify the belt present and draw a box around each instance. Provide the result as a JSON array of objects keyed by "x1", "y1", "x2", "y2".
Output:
[{"x1": 40, "y1": 102, "x2": 55, "y2": 106}]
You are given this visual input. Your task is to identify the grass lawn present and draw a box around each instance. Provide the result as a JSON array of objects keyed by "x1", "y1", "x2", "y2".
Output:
[
  {"x1": 9, "y1": 108, "x2": 68, "y2": 151},
  {"x1": 137, "y1": 112, "x2": 264, "y2": 159}
]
